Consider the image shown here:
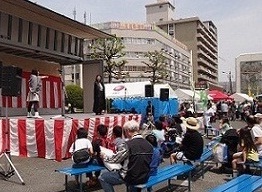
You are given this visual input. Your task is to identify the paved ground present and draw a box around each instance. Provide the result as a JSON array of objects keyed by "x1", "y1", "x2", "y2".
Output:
[{"x1": 0, "y1": 119, "x2": 260, "y2": 192}]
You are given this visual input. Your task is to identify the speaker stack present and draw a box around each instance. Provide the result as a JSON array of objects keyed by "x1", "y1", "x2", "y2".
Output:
[
  {"x1": 160, "y1": 88, "x2": 169, "y2": 101},
  {"x1": 1, "y1": 65, "x2": 22, "y2": 97},
  {"x1": 145, "y1": 84, "x2": 154, "y2": 97}
]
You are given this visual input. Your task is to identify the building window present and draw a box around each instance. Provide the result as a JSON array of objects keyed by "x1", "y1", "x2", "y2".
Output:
[
  {"x1": 18, "y1": 18, "x2": 23, "y2": 43},
  {"x1": 7, "y1": 15, "x2": 12, "y2": 40},
  {"x1": 54, "y1": 30, "x2": 57, "y2": 50},
  {"x1": 28, "y1": 22, "x2": 33, "y2": 45},
  {"x1": 45, "y1": 28, "x2": 50, "y2": 49},
  {"x1": 37, "y1": 25, "x2": 41, "y2": 47},
  {"x1": 61, "y1": 33, "x2": 65, "y2": 52},
  {"x1": 68, "y1": 35, "x2": 72, "y2": 54}
]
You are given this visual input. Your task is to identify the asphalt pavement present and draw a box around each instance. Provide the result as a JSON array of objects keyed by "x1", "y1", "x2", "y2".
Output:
[{"x1": 0, "y1": 119, "x2": 260, "y2": 192}]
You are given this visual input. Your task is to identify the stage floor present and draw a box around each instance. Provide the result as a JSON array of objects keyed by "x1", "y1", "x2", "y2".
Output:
[{"x1": 1, "y1": 112, "x2": 129, "y2": 120}]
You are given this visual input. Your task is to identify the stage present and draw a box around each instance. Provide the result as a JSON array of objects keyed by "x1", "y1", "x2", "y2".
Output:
[{"x1": 0, "y1": 113, "x2": 141, "y2": 161}]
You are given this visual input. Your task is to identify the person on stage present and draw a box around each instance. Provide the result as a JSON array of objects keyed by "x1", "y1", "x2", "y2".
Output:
[
  {"x1": 27, "y1": 69, "x2": 48, "y2": 118},
  {"x1": 93, "y1": 75, "x2": 106, "y2": 115}
]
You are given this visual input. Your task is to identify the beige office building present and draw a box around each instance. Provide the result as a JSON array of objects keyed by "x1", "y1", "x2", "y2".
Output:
[
  {"x1": 146, "y1": 0, "x2": 219, "y2": 89},
  {"x1": 235, "y1": 53, "x2": 262, "y2": 96},
  {"x1": 91, "y1": 22, "x2": 192, "y2": 90}
]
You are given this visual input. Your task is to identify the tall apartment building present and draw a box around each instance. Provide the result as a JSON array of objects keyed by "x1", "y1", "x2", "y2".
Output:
[
  {"x1": 146, "y1": 0, "x2": 219, "y2": 89},
  {"x1": 235, "y1": 53, "x2": 262, "y2": 96},
  {"x1": 91, "y1": 22, "x2": 192, "y2": 90}
]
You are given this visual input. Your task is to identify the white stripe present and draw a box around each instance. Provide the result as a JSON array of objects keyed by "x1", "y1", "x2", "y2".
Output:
[
  {"x1": 88, "y1": 118, "x2": 96, "y2": 140},
  {"x1": 54, "y1": 82, "x2": 58, "y2": 108},
  {"x1": 46, "y1": 81, "x2": 51, "y2": 108},
  {"x1": 79, "y1": 120, "x2": 85, "y2": 128},
  {"x1": 9, "y1": 119, "x2": 19, "y2": 156},
  {"x1": 117, "y1": 115, "x2": 122, "y2": 126},
  {"x1": 61, "y1": 119, "x2": 73, "y2": 159},
  {"x1": 12, "y1": 96, "x2": 17, "y2": 108},
  {"x1": 21, "y1": 78, "x2": 27, "y2": 108},
  {"x1": 26, "y1": 120, "x2": 38, "y2": 157},
  {"x1": 107, "y1": 116, "x2": 115, "y2": 138},
  {"x1": 44, "y1": 120, "x2": 55, "y2": 159}
]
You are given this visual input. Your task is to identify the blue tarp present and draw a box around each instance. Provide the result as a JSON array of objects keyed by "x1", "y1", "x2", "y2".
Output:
[{"x1": 112, "y1": 97, "x2": 179, "y2": 122}]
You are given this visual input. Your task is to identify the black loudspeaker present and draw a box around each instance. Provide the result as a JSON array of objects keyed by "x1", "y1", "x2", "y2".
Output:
[
  {"x1": 1, "y1": 66, "x2": 22, "y2": 96},
  {"x1": 160, "y1": 88, "x2": 169, "y2": 101},
  {"x1": 145, "y1": 84, "x2": 154, "y2": 97}
]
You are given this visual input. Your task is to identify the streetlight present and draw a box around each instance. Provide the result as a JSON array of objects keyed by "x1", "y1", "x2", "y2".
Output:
[{"x1": 222, "y1": 71, "x2": 233, "y2": 94}]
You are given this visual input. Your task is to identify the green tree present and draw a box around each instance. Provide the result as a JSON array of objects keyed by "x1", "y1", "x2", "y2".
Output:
[
  {"x1": 65, "y1": 84, "x2": 83, "y2": 109},
  {"x1": 90, "y1": 36, "x2": 127, "y2": 83},
  {"x1": 142, "y1": 50, "x2": 168, "y2": 84}
]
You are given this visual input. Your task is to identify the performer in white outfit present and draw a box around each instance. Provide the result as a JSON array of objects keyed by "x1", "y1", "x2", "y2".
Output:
[{"x1": 27, "y1": 69, "x2": 48, "y2": 118}]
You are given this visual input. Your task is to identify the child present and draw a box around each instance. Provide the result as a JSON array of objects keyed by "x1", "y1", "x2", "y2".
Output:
[
  {"x1": 145, "y1": 134, "x2": 162, "y2": 192},
  {"x1": 69, "y1": 128, "x2": 93, "y2": 185},
  {"x1": 87, "y1": 124, "x2": 109, "y2": 187},
  {"x1": 107, "y1": 125, "x2": 125, "y2": 153},
  {"x1": 232, "y1": 128, "x2": 259, "y2": 177}
]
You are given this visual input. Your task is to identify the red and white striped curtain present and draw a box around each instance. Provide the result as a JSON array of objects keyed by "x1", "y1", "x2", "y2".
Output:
[
  {"x1": 0, "y1": 114, "x2": 141, "y2": 161},
  {"x1": 0, "y1": 71, "x2": 62, "y2": 109}
]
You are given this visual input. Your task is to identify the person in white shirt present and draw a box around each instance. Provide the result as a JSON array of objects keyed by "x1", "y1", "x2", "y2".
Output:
[
  {"x1": 69, "y1": 128, "x2": 93, "y2": 185},
  {"x1": 221, "y1": 101, "x2": 229, "y2": 118},
  {"x1": 251, "y1": 113, "x2": 262, "y2": 157}
]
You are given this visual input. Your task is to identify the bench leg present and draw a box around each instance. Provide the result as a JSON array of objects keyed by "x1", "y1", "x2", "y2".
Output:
[
  {"x1": 65, "y1": 175, "x2": 68, "y2": 192},
  {"x1": 188, "y1": 171, "x2": 191, "y2": 191},
  {"x1": 79, "y1": 174, "x2": 83, "y2": 192},
  {"x1": 201, "y1": 162, "x2": 204, "y2": 179}
]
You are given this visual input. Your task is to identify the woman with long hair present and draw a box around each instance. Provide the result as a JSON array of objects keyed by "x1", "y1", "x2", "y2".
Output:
[{"x1": 93, "y1": 75, "x2": 106, "y2": 115}]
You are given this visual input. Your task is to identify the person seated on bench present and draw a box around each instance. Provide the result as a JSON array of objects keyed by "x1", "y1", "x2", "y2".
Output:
[
  {"x1": 170, "y1": 117, "x2": 203, "y2": 165},
  {"x1": 87, "y1": 124, "x2": 109, "y2": 187},
  {"x1": 69, "y1": 128, "x2": 93, "y2": 185},
  {"x1": 251, "y1": 113, "x2": 262, "y2": 158},
  {"x1": 98, "y1": 120, "x2": 153, "y2": 192},
  {"x1": 145, "y1": 134, "x2": 162, "y2": 192},
  {"x1": 232, "y1": 128, "x2": 259, "y2": 177}
]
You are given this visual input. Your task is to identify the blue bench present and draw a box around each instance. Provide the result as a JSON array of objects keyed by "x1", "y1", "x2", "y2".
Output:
[
  {"x1": 55, "y1": 163, "x2": 105, "y2": 192},
  {"x1": 209, "y1": 174, "x2": 262, "y2": 192},
  {"x1": 134, "y1": 163, "x2": 194, "y2": 191},
  {"x1": 245, "y1": 158, "x2": 262, "y2": 176}
]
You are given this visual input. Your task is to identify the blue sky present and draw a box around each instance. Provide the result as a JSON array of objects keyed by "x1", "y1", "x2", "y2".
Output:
[{"x1": 32, "y1": 0, "x2": 262, "y2": 81}]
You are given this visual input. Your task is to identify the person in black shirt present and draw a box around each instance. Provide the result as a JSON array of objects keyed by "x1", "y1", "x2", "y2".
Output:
[{"x1": 170, "y1": 117, "x2": 203, "y2": 164}]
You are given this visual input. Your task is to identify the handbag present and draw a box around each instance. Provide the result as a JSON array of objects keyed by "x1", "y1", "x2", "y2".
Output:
[
  {"x1": 212, "y1": 143, "x2": 228, "y2": 163},
  {"x1": 72, "y1": 142, "x2": 91, "y2": 164}
]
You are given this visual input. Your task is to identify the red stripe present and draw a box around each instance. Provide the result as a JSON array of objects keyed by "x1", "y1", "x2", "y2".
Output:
[
  {"x1": 50, "y1": 82, "x2": 55, "y2": 108},
  {"x1": 121, "y1": 115, "x2": 126, "y2": 127},
  {"x1": 1, "y1": 119, "x2": 9, "y2": 152},
  {"x1": 57, "y1": 80, "x2": 62, "y2": 108},
  {"x1": 17, "y1": 95, "x2": 22, "y2": 108},
  {"x1": 65, "y1": 119, "x2": 78, "y2": 159},
  {"x1": 18, "y1": 119, "x2": 27, "y2": 157},
  {"x1": 8, "y1": 96, "x2": 12, "y2": 108},
  {"x1": 84, "y1": 118, "x2": 90, "y2": 131},
  {"x1": 35, "y1": 120, "x2": 46, "y2": 158},
  {"x1": 113, "y1": 116, "x2": 118, "y2": 127},
  {"x1": 54, "y1": 120, "x2": 64, "y2": 161},
  {"x1": 42, "y1": 81, "x2": 47, "y2": 108},
  {"x1": 93, "y1": 118, "x2": 101, "y2": 139},
  {"x1": 104, "y1": 116, "x2": 110, "y2": 136}
]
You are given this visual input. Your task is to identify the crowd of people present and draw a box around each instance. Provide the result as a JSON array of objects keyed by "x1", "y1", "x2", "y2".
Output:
[{"x1": 68, "y1": 97, "x2": 262, "y2": 192}]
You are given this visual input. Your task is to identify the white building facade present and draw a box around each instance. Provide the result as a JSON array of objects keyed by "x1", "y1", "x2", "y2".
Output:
[
  {"x1": 91, "y1": 22, "x2": 192, "y2": 90},
  {"x1": 235, "y1": 53, "x2": 262, "y2": 96}
]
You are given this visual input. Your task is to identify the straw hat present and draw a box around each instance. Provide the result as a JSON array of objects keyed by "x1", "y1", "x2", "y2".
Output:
[
  {"x1": 184, "y1": 117, "x2": 200, "y2": 130},
  {"x1": 254, "y1": 113, "x2": 262, "y2": 119}
]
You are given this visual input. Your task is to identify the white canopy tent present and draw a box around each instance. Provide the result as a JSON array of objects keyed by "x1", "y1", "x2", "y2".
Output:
[
  {"x1": 105, "y1": 81, "x2": 178, "y2": 99},
  {"x1": 174, "y1": 88, "x2": 213, "y2": 102},
  {"x1": 230, "y1": 93, "x2": 253, "y2": 103}
]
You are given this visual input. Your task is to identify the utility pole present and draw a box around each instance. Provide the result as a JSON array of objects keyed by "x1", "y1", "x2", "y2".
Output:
[{"x1": 229, "y1": 71, "x2": 233, "y2": 94}]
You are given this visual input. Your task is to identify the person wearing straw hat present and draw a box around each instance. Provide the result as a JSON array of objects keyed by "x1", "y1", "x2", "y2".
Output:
[{"x1": 170, "y1": 117, "x2": 203, "y2": 164}]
